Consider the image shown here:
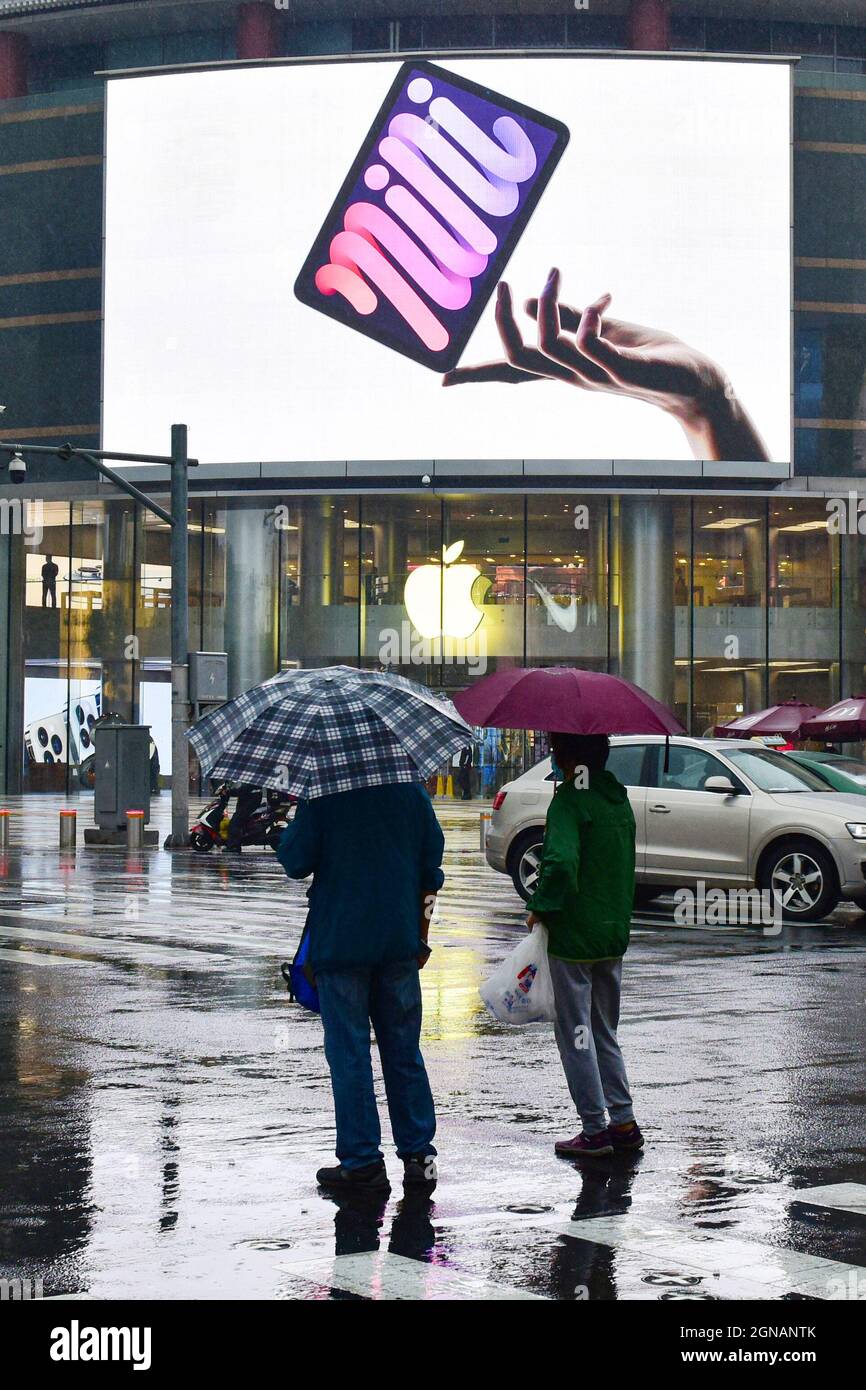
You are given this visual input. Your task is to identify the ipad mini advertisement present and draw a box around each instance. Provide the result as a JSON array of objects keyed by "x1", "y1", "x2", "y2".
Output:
[{"x1": 104, "y1": 56, "x2": 791, "y2": 464}]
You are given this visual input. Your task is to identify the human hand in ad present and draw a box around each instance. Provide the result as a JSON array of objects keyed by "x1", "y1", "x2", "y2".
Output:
[{"x1": 443, "y1": 269, "x2": 770, "y2": 463}]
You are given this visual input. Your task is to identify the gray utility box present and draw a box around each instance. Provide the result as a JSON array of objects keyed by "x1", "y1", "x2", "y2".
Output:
[
  {"x1": 189, "y1": 651, "x2": 228, "y2": 706},
  {"x1": 93, "y1": 724, "x2": 151, "y2": 830}
]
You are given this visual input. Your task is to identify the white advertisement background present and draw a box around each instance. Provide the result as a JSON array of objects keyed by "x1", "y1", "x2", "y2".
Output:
[{"x1": 103, "y1": 58, "x2": 791, "y2": 463}]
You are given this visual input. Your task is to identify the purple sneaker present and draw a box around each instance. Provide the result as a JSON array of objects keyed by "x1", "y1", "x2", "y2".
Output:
[
  {"x1": 607, "y1": 1121, "x2": 644, "y2": 1152},
  {"x1": 555, "y1": 1131, "x2": 614, "y2": 1158}
]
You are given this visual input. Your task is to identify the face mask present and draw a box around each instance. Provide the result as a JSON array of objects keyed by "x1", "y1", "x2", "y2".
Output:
[{"x1": 550, "y1": 756, "x2": 564, "y2": 781}]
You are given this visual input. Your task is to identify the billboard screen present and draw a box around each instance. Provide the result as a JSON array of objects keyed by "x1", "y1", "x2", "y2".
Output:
[{"x1": 103, "y1": 56, "x2": 792, "y2": 466}]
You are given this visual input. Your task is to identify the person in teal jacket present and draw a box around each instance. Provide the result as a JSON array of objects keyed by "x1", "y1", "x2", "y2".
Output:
[
  {"x1": 277, "y1": 781, "x2": 444, "y2": 1193},
  {"x1": 526, "y1": 733, "x2": 644, "y2": 1159}
]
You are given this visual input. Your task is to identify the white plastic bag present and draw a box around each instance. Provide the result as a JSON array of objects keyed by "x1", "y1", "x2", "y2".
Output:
[{"x1": 479, "y1": 924, "x2": 556, "y2": 1025}]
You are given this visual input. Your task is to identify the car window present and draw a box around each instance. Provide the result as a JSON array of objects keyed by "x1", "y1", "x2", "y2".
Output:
[
  {"x1": 825, "y1": 757, "x2": 866, "y2": 779},
  {"x1": 653, "y1": 746, "x2": 741, "y2": 792},
  {"x1": 542, "y1": 744, "x2": 648, "y2": 786},
  {"x1": 725, "y1": 748, "x2": 831, "y2": 792},
  {"x1": 606, "y1": 743, "x2": 648, "y2": 787}
]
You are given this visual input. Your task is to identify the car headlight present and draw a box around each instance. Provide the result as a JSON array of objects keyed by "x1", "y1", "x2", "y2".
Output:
[{"x1": 846, "y1": 823, "x2": 866, "y2": 839}]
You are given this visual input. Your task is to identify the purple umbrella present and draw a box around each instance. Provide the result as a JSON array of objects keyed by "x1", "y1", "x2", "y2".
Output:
[
  {"x1": 453, "y1": 666, "x2": 683, "y2": 736},
  {"x1": 713, "y1": 700, "x2": 821, "y2": 740},
  {"x1": 799, "y1": 696, "x2": 866, "y2": 742}
]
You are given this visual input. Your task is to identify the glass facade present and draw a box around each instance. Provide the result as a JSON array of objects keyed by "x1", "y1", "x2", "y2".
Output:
[
  {"x1": 22, "y1": 13, "x2": 866, "y2": 95},
  {"x1": 6, "y1": 490, "x2": 862, "y2": 794}
]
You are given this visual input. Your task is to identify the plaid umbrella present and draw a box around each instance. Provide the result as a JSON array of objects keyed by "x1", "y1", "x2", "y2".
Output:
[{"x1": 187, "y1": 665, "x2": 473, "y2": 800}]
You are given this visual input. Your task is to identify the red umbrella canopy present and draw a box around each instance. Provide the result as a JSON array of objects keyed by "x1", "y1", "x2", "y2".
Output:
[
  {"x1": 453, "y1": 666, "x2": 683, "y2": 735},
  {"x1": 713, "y1": 700, "x2": 822, "y2": 740},
  {"x1": 799, "y1": 696, "x2": 866, "y2": 742}
]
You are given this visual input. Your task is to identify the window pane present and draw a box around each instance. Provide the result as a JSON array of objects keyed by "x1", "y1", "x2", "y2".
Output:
[
  {"x1": 692, "y1": 501, "x2": 766, "y2": 736},
  {"x1": 29, "y1": 42, "x2": 104, "y2": 92},
  {"x1": 359, "y1": 494, "x2": 439, "y2": 680},
  {"x1": 396, "y1": 18, "x2": 423, "y2": 51},
  {"x1": 278, "y1": 497, "x2": 358, "y2": 672},
  {"x1": 772, "y1": 23, "x2": 835, "y2": 56},
  {"x1": 795, "y1": 328, "x2": 824, "y2": 419},
  {"x1": 441, "y1": 495, "x2": 524, "y2": 687},
  {"x1": 496, "y1": 16, "x2": 567, "y2": 49},
  {"x1": 138, "y1": 505, "x2": 175, "y2": 783},
  {"x1": 767, "y1": 500, "x2": 839, "y2": 711},
  {"x1": 422, "y1": 17, "x2": 493, "y2": 49},
  {"x1": 837, "y1": 27, "x2": 866, "y2": 59},
  {"x1": 796, "y1": 55, "x2": 836, "y2": 73},
  {"x1": 673, "y1": 503, "x2": 691, "y2": 732},
  {"x1": 162, "y1": 32, "x2": 225, "y2": 65},
  {"x1": 705, "y1": 19, "x2": 771, "y2": 53},
  {"x1": 527, "y1": 496, "x2": 607, "y2": 672},
  {"x1": 567, "y1": 14, "x2": 625, "y2": 49},
  {"x1": 769, "y1": 498, "x2": 836, "y2": 712},
  {"x1": 22, "y1": 503, "x2": 70, "y2": 793},
  {"x1": 671, "y1": 17, "x2": 705, "y2": 51},
  {"x1": 607, "y1": 743, "x2": 647, "y2": 787},
  {"x1": 839, "y1": 528, "x2": 866, "y2": 704},
  {"x1": 352, "y1": 19, "x2": 391, "y2": 53},
  {"x1": 657, "y1": 747, "x2": 729, "y2": 791},
  {"x1": 285, "y1": 21, "x2": 352, "y2": 57}
]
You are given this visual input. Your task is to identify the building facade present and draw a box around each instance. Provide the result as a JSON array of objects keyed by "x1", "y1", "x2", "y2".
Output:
[{"x1": 1, "y1": 0, "x2": 865, "y2": 792}]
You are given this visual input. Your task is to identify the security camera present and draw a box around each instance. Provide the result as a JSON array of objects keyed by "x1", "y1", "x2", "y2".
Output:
[
  {"x1": 421, "y1": 473, "x2": 432, "y2": 487},
  {"x1": 8, "y1": 451, "x2": 26, "y2": 485}
]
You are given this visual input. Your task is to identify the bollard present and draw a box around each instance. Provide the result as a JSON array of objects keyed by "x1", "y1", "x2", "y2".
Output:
[
  {"x1": 126, "y1": 809, "x2": 145, "y2": 849},
  {"x1": 479, "y1": 810, "x2": 491, "y2": 851},
  {"x1": 59, "y1": 809, "x2": 77, "y2": 850},
  {"x1": 0, "y1": 809, "x2": 9, "y2": 853}
]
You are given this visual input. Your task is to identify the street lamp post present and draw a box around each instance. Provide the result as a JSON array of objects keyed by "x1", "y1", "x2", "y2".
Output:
[{"x1": 1, "y1": 427, "x2": 195, "y2": 846}]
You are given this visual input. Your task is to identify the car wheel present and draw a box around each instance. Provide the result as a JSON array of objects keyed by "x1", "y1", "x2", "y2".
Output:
[
  {"x1": 758, "y1": 838, "x2": 839, "y2": 922},
  {"x1": 508, "y1": 830, "x2": 544, "y2": 902}
]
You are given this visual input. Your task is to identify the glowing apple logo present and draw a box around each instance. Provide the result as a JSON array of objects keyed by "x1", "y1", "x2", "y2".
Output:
[{"x1": 403, "y1": 540, "x2": 485, "y2": 640}]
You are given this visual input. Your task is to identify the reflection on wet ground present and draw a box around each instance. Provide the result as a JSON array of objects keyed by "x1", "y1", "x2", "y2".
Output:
[{"x1": 0, "y1": 793, "x2": 864, "y2": 1300}]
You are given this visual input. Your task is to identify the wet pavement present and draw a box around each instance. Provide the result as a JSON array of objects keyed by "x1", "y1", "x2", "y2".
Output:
[{"x1": 1, "y1": 792, "x2": 865, "y2": 1301}]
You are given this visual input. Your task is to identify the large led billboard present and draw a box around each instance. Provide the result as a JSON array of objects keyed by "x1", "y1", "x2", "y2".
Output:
[{"x1": 103, "y1": 56, "x2": 792, "y2": 466}]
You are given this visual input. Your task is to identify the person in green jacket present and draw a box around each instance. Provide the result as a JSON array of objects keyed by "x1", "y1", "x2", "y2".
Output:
[{"x1": 526, "y1": 732, "x2": 644, "y2": 1159}]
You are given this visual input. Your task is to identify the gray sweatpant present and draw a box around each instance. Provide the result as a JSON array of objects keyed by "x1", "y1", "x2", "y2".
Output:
[{"x1": 549, "y1": 956, "x2": 635, "y2": 1136}]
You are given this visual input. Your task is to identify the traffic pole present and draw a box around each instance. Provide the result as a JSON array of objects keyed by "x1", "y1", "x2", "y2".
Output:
[{"x1": 168, "y1": 423, "x2": 190, "y2": 847}]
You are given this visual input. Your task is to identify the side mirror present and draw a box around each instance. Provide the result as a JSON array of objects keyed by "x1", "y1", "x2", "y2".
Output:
[{"x1": 704, "y1": 775, "x2": 738, "y2": 795}]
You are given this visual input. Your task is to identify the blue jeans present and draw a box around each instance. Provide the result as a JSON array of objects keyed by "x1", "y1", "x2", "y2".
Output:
[{"x1": 316, "y1": 960, "x2": 437, "y2": 1170}]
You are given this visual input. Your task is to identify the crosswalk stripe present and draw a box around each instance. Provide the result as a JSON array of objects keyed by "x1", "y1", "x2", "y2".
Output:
[
  {"x1": 278, "y1": 1250, "x2": 546, "y2": 1301},
  {"x1": 0, "y1": 910, "x2": 292, "y2": 959},
  {"x1": 792, "y1": 1183, "x2": 866, "y2": 1217},
  {"x1": 0, "y1": 946, "x2": 93, "y2": 969},
  {"x1": 429, "y1": 1207, "x2": 866, "y2": 1300},
  {"x1": 545, "y1": 1214, "x2": 865, "y2": 1299},
  {"x1": 0, "y1": 922, "x2": 231, "y2": 966}
]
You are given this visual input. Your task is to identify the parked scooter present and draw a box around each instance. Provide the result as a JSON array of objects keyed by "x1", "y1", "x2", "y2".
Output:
[{"x1": 190, "y1": 783, "x2": 295, "y2": 852}]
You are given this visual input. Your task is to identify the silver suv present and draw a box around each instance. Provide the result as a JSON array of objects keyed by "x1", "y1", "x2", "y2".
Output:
[{"x1": 484, "y1": 737, "x2": 866, "y2": 921}]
